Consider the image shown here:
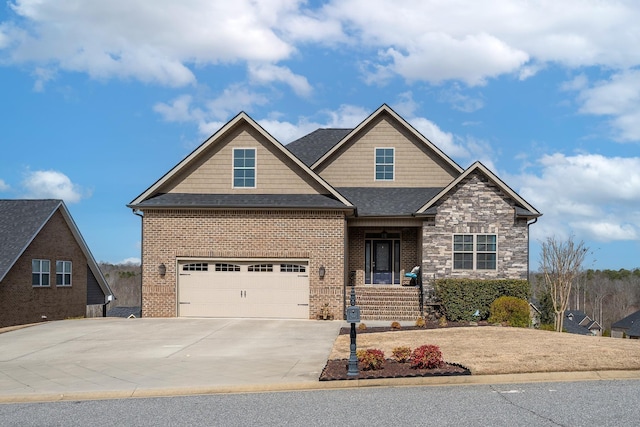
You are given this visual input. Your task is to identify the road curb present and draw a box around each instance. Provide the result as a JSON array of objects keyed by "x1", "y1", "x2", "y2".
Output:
[{"x1": 2, "y1": 370, "x2": 640, "y2": 404}]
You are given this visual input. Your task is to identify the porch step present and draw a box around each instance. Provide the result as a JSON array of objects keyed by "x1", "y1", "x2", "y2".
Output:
[{"x1": 348, "y1": 286, "x2": 421, "y2": 321}]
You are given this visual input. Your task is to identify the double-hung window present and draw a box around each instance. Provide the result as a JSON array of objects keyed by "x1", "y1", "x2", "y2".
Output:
[
  {"x1": 375, "y1": 148, "x2": 394, "y2": 181},
  {"x1": 233, "y1": 148, "x2": 256, "y2": 188},
  {"x1": 32, "y1": 259, "x2": 50, "y2": 287},
  {"x1": 56, "y1": 261, "x2": 72, "y2": 286},
  {"x1": 453, "y1": 234, "x2": 497, "y2": 270}
]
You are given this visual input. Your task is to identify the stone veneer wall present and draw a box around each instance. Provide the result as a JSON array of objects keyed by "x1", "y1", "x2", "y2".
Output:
[
  {"x1": 422, "y1": 172, "x2": 530, "y2": 286},
  {"x1": 141, "y1": 209, "x2": 346, "y2": 319}
]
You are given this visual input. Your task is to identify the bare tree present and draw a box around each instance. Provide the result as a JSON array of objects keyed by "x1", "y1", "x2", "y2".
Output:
[{"x1": 539, "y1": 235, "x2": 588, "y2": 332}]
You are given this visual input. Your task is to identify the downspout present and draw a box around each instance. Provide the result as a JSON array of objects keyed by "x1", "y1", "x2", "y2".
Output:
[
  {"x1": 133, "y1": 209, "x2": 144, "y2": 317},
  {"x1": 527, "y1": 217, "x2": 538, "y2": 284}
]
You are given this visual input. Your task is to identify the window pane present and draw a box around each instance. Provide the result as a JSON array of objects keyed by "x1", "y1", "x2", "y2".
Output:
[
  {"x1": 32, "y1": 273, "x2": 40, "y2": 286},
  {"x1": 477, "y1": 253, "x2": 496, "y2": 270},
  {"x1": 32, "y1": 260, "x2": 40, "y2": 272},
  {"x1": 42, "y1": 273, "x2": 49, "y2": 286},
  {"x1": 57, "y1": 274, "x2": 63, "y2": 286},
  {"x1": 454, "y1": 253, "x2": 473, "y2": 269},
  {"x1": 42, "y1": 260, "x2": 49, "y2": 271}
]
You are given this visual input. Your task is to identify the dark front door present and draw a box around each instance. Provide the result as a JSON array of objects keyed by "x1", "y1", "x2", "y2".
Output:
[{"x1": 373, "y1": 240, "x2": 392, "y2": 284}]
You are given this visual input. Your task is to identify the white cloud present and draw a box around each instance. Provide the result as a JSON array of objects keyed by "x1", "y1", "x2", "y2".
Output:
[
  {"x1": 0, "y1": 179, "x2": 10, "y2": 191},
  {"x1": 248, "y1": 63, "x2": 313, "y2": 97},
  {"x1": 571, "y1": 70, "x2": 640, "y2": 141},
  {"x1": 511, "y1": 153, "x2": 640, "y2": 243},
  {"x1": 22, "y1": 170, "x2": 87, "y2": 203},
  {"x1": 2, "y1": 0, "x2": 298, "y2": 87}
]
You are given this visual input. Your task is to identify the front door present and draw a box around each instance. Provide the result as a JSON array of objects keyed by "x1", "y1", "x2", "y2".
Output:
[
  {"x1": 365, "y1": 233, "x2": 400, "y2": 284},
  {"x1": 373, "y1": 240, "x2": 392, "y2": 284}
]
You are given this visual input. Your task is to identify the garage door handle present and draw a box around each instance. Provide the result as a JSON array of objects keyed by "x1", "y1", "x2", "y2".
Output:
[
  {"x1": 298, "y1": 275, "x2": 308, "y2": 277},
  {"x1": 179, "y1": 302, "x2": 190, "y2": 304},
  {"x1": 298, "y1": 304, "x2": 309, "y2": 306}
]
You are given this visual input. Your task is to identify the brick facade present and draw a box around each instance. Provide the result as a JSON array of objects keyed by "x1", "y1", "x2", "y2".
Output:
[
  {"x1": 0, "y1": 210, "x2": 88, "y2": 328},
  {"x1": 422, "y1": 172, "x2": 530, "y2": 289},
  {"x1": 141, "y1": 209, "x2": 346, "y2": 319}
]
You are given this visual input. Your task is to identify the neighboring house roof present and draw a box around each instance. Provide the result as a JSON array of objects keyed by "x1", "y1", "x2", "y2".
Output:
[
  {"x1": 337, "y1": 187, "x2": 442, "y2": 216},
  {"x1": 286, "y1": 128, "x2": 352, "y2": 166},
  {"x1": 310, "y1": 104, "x2": 464, "y2": 174},
  {"x1": 132, "y1": 193, "x2": 351, "y2": 210},
  {"x1": 129, "y1": 112, "x2": 353, "y2": 209},
  {"x1": 416, "y1": 161, "x2": 541, "y2": 218},
  {"x1": 612, "y1": 309, "x2": 640, "y2": 336},
  {"x1": 107, "y1": 306, "x2": 141, "y2": 318},
  {"x1": 0, "y1": 199, "x2": 113, "y2": 301},
  {"x1": 565, "y1": 310, "x2": 601, "y2": 335}
]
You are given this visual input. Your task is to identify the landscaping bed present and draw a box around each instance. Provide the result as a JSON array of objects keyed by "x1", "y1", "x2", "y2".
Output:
[{"x1": 319, "y1": 359, "x2": 470, "y2": 381}]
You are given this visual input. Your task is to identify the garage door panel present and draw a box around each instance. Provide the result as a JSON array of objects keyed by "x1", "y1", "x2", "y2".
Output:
[{"x1": 178, "y1": 260, "x2": 309, "y2": 319}]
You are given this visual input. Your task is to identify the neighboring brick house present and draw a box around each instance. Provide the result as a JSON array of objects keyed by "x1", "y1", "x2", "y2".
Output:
[
  {"x1": 0, "y1": 200, "x2": 114, "y2": 328},
  {"x1": 129, "y1": 104, "x2": 540, "y2": 321}
]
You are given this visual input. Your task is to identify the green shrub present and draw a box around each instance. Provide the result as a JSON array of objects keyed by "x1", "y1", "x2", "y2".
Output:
[
  {"x1": 410, "y1": 345, "x2": 443, "y2": 369},
  {"x1": 435, "y1": 278, "x2": 530, "y2": 322},
  {"x1": 539, "y1": 323, "x2": 555, "y2": 331},
  {"x1": 488, "y1": 296, "x2": 530, "y2": 327},
  {"x1": 391, "y1": 346, "x2": 412, "y2": 363},
  {"x1": 356, "y1": 349, "x2": 385, "y2": 370}
]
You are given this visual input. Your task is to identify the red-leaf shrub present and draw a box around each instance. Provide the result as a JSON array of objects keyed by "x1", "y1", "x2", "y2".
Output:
[
  {"x1": 356, "y1": 349, "x2": 385, "y2": 370},
  {"x1": 392, "y1": 346, "x2": 412, "y2": 363},
  {"x1": 410, "y1": 345, "x2": 444, "y2": 369}
]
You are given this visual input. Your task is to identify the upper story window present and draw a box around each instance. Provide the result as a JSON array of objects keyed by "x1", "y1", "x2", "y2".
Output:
[
  {"x1": 453, "y1": 234, "x2": 497, "y2": 270},
  {"x1": 32, "y1": 259, "x2": 50, "y2": 287},
  {"x1": 56, "y1": 261, "x2": 72, "y2": 286},
  {"x1": 233, "y1": 148, "x2": 256, "y2": 188},
  {"x1": 375, "y1": 148, "x2": 394, "y2": 181}
]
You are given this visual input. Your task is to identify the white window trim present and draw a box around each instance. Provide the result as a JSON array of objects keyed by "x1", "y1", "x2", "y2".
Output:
[
  {"x1": 374, "y1": 147, "x2": 395, "y2": 181},
  {"x1": 452, "y1": 234, "x2": 498, "y2": 271},
  {"x1": 32, "y1": 259, "x2": 50, "y2": 287},
  {"x1": 232, "y1": 147, "x2": 257, "y2": 189},
  {"x1": 56, "y1": 260, "x2": 72, "y2": 287}
]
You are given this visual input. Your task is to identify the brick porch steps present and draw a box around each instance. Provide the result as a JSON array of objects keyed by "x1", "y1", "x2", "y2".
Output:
[{"x1": 349, "y1": 285, "x2": 421, "y2": 321}]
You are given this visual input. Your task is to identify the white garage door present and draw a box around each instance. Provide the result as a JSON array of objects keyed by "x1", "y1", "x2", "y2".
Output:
[{"x1": 177, "y1": 260, "x2": 309, "y2": 319}]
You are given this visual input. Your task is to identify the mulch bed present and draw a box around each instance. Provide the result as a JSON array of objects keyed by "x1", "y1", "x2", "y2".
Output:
[
  {"x1": 319, "y1": 359, "x2": 470, "y2": 381},
  {"x1": 322, "y1": 323, "x2": 478, "y2": 380}
]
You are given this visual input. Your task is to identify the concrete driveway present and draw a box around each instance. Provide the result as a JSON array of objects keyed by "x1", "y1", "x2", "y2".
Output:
[{"x1": 0, "y1": 318, "x2": 342, "y2": 402}]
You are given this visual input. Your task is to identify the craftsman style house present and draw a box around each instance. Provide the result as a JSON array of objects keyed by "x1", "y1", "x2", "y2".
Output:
[
  {"x1": 129, "y1": 105, "x2": 540, "y2": 321},
  {"x1": 0, "y1": 199, "x2": 114, "y2": 328}
]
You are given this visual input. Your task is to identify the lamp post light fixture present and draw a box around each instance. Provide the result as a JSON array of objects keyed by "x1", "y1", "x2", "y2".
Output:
[
  {"x1": 346, "y1": 283, "x2": 360, "y2": 377},
  {"x1": 158, "y1": 263, "x2": 166, "y2": 277}
]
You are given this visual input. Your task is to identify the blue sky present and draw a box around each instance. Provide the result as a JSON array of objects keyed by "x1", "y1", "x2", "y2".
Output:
[{"x1": 1, "y1": 0, "x2": 639, "y2": 269}]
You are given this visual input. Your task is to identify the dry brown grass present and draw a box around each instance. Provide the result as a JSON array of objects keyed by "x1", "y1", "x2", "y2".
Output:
[{"x1": 329, "y1": 327, "x2": 640, "y2": 375}]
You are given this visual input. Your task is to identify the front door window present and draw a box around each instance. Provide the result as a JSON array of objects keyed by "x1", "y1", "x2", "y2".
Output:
[{"x1": 365, "y1": 233, "x2": 400, "y2": 284}]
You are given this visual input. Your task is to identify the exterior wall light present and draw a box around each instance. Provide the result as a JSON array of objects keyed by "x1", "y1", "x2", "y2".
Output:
[
  {"x1": 319, "y1": 265, "x2": 326, "y2": 279},
  {"x1": 158, "y1": 263, "x2": 166, "y2": 277}
]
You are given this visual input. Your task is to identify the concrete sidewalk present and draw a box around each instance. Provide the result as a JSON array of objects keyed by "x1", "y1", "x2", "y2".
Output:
[{"x1": 2, "y1": 318, "x2": 640, "y2": 403}]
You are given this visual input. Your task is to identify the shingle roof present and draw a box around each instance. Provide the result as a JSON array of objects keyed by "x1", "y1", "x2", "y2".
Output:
[
  {"x1": 612, "y1": 309, "x2": 640, "y2": 330},
  {"x1": 564, "y1": 310, "x2": 598, "y2": 335},
  {"x1": 0, "y1": 199, "x2": 61, "y2": 281},
  {"x1": 131, "y1": 193, "x2": 353, "y2": 210},
  {"x1": 286, "y1": 128, "x2": 352, "y2": 166},
  {"x1": 337, "y1": 187, "x2": 442, "y2": 216}
]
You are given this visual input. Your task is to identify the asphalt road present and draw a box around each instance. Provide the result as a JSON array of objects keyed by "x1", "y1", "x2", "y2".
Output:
[{"x1": 2, "y1": 379, "x2": 639, "y2": 426}]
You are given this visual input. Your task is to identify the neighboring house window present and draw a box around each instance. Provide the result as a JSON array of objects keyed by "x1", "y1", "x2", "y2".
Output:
[
  {"x1": 375, "y1": 148, "x2": 394, "y2": 181},
  {"x1": 56, "y1": 261, "x2": 72, "y2": 286},
  {"x1": 32, "y1": 259, "x2": 50, "y2": 287},
  {"x1": 183, "y1": 263, "x2": 208, "y2": 271},
  {"x1": 233, "y1": 148, "x2": 256, "y2": 188},
  {"x1": 453, "y1": 234, "x2": 497, "y2": 270}
]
